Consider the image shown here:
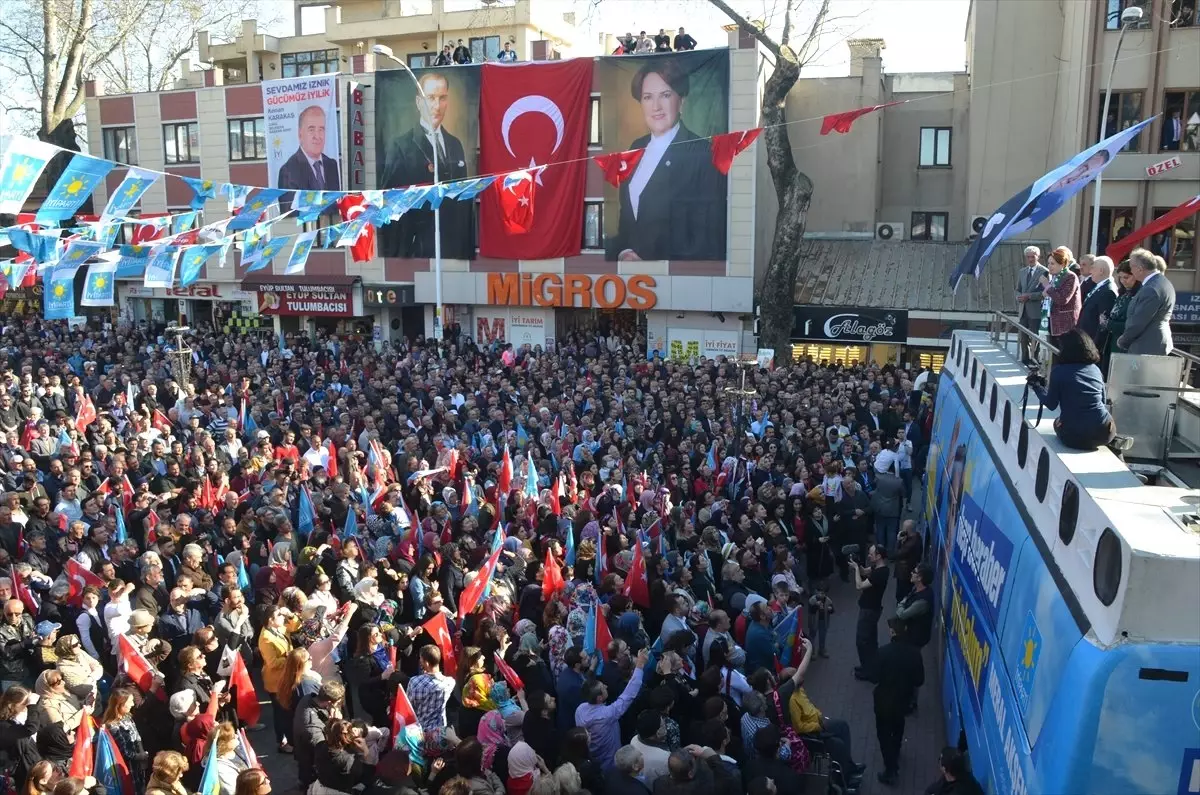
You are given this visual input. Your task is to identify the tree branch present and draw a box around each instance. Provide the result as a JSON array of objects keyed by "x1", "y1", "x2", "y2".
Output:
[
  {"x1": 780, "y1": 0, "x2": 793, "y2": 47},
  {"x1": 794, "y1": 0, "x2": 832, "y2": 66},
  {"x1": 706, "y1": 0, "x2": 781, "y2": 57}
]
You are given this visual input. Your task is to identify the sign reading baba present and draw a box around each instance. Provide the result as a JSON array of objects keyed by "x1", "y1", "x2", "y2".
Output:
[
  {"x1": 256, "y1": 283, "x2": 352, "y2": 316},
  {"x1": 791, "y1": 305, "x2": 908, "y2": 343},
  {"x1": 486, "y1": 273, "x2": 656, "y2": 310}
]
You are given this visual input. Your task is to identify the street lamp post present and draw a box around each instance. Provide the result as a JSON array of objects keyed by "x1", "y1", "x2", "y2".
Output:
[
  {"x1": 373, "y1": 44, "x2": 444, "y2": 340},
  {"x1": 1090, "y1": 4, "x2": 1144, "y2": 255},
  {"x1": 724, "y1": 356, "x2": 759, "y2": 460}
]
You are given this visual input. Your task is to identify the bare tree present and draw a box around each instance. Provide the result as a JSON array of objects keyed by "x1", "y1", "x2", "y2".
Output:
[{"x1": 707, "y1": 0, "x2": 835, "y2": 352}]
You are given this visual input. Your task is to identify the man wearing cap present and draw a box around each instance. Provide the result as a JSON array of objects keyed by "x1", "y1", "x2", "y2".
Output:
[{"x1": 0, "y1": 598, "x2": 36, "y2": 690}]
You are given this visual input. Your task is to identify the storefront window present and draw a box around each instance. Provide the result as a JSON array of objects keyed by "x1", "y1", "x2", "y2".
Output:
[
  {"x1": 918, "y1": 351, "x2": 946, "y2": 371},
  {"x1": 790, "y1": 343, "x2": 865, "y2": 366}
]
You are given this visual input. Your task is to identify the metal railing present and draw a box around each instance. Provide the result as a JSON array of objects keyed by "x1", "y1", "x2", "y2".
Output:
[{"x1": 987, "y1": 312, "x2": 1059, "y2": 372}]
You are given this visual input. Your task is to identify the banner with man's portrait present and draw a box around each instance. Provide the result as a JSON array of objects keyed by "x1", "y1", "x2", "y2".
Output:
[
  {"x1": 375, "y1": 65, "x2": 481, "y2": 260},
  {"x1": 263, "y1": 74, "x2": 341, "y2": 192},
  {"x1": 595, "y1": 49, "x2": 729, "y2": 262}
]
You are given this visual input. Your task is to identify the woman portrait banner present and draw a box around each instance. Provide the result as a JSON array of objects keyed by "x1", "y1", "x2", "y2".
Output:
[
  {"x1": 596, "y1": 49, "x2": 730, "y2": 262},
  {"x1": 374, "y1": 65, "x2": 481, "y2": 260}
]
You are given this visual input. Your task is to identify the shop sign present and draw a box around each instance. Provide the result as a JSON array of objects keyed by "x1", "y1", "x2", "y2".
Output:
[
  {"x1": 256, "y1": 283, "x2": 352, "y2": 316},
  {"x1": 124, "y1": 284, "x2": 255, "y2": 301},
  {"x1": 486, "y1": 273, "x2": 656, "y2": 310},
  {"x1": 363, "y1": 284, "x2": 415, "y2": 307},
  {"x1": 664, "y1": 328, "x2": 740, "y2": 362},
  {"x1": 1146, "y1": 155, "x2": 1183, "y2": 178},
  {"x1": 1172, "y1": 292, "x2": 1200, "y2": 324},
  {"x1": 511, "y1": 313, "x2": 546, "y2": 348},
  {"x1": 791, "y1": 305, "x2": 908, "y2": 343},
  {"x1": 347, "y1": 81, "x2": 366, "y2": 191}
]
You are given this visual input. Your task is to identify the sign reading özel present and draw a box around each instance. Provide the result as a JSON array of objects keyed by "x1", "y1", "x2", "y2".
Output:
[
  {"x1": 1146, "y1": 155, "x2": 1183, "y2": 178},
  {"x1": 486, "y1": 273, "x2": 656, "y2": 310},
  {"x1": 257, "y1": 283, "x2": 352, "y2": 316}
]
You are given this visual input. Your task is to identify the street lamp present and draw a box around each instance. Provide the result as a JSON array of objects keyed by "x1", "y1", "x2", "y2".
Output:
[
  {"x1": 1090, "y1": 4, "x2": 1144, "y2": 255},
  {"x1": 372, "y1": 43, "x2": 444, "y2": 341},
  {"x1": 724, "y1": 356, "x2": 760, "y2": 460}
]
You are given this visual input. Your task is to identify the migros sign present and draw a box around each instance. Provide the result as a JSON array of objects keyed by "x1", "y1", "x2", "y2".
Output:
[{"x1": 486, "y1": 273, "x2": 657, "y2": 310}]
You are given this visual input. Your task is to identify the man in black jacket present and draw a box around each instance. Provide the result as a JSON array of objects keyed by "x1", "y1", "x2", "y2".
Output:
[
  {"x1": 874, "y1": 619, "x2": 925, "y2": 787},
  {"x1": 1077, "y1": 255, "x2": 1118, "y2": 347},
  {"x1": 607, "y1": 745, "x2": 652, "y2": 795},
  {"x1": 294, "y1": 681, "x2": 346, "y2": 789}
]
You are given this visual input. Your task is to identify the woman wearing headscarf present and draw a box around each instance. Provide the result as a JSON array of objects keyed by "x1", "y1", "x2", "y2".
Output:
[
  {"x1": 457, "y1": 646, "x2": 496, "y2": 738},
  {"x1": 488, "y1": 682, "x2": 527, "y2": 745},
  {"x1": 31, "y1": 671, "x2": 80, "y2": 774},
  {"x1": 476, "y1": 711, "x2": 511, "y2": 781},
  {"x1": 543, "y1": 601, "x2": 570, "y2": 681},
  {"x1": 333, "y1": 538, "x2": 362, "y2": 604},
  {"x1": 505, "y1": 741, "x2": 547, "y2": 795}
]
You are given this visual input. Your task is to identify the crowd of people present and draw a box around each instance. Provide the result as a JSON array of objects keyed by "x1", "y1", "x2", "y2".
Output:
[
  {"x1": 614, "y1": 29, "x2": 697, "y2": 55},
  {"x1": 0, "y1": 317, "x2": 987, "y2": 795}
]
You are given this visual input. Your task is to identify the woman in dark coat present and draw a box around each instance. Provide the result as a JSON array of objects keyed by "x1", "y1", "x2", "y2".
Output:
[
  {"x1": 314, "y1": 720, "x2": 375, "y2": 793},
  {"x1": 344, "y1": 624, "x2": 397, "y2": 728}
]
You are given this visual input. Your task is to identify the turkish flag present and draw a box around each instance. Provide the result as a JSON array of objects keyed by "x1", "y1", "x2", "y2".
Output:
[
  {"x1": 494, "y1": 651, "x2": 525, "y2": 692},
  {"x1": 391, "y1": 683, "x2": 418, "y2": 737},
  {"x1": 623, "y1": 541, "x2": 650, "y2": 608},
  {"x1": 550, "y1": 474, "x2": 562, "y2": 516},
  {"x1": 70, "y1": 714, "x2": 95, "y2": 778},
  {"x1": 593, "y1": 149, "x2": 645, "y2": 187},
  {"x1": 495, "y1": 171, "x2": 536, "y2": 235},
  {"x1": 1106, "y1": 194, "x2": 1200, "y2": 264},
  {"x1": 458, "y1": 543, "x2": 503, "y2": 620},
  {"x1": 819, "y1": 102, "x2": 900, "y2": 135},
  {"x1": 131, "y1": 213, "x2": 171, "y2": 244},
  {"x1": 593, "y1": 605, "x2": 613, "y2": 662},
  {"x1": 710, "y1": 129, "x2": 762, "y2": 176},
  {"x1": 422, "y1": 612, "x2": 457, "y2": 674},
  {"x1": 337, "y1": 194, "x2": 376, "y2": 263},
  {"x1": 151, "y1": 408, "x2": 172, "y2": 434},
  {"x1": 117, "y1": 634, "x2": 156, "y2": 693},
  {"x1": 146, "y1": 509, "x2": 160, "y2": 545},
  {"x1": 479, "y1": 59, "x2": 593, "y2": 259},
  {"x1": 65, "y1": 559, "x2": 107, "y2": 607},
  {"x1": 75, "y1": 396, "x2": 97, "y2": 435},
  {"x1": 226, "y1": 646, "x2": 262, "y2": 726},
  {"x1": 542, "y1": 547, "x2": 565, "y2": 599},
  {"x1": 14, "y1": 214, "x2": 39, "y2": 278}
]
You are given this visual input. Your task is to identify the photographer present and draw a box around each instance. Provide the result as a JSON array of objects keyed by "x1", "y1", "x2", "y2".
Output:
[
  {"x1": 1029, "y1": 329, "x2": 1128, "y2": 452},
  {"x1": 851, "y1": 544, "x2": 889, "y2": 683}
]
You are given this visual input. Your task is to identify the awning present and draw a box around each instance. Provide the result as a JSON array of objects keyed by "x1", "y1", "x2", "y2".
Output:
[{"x1": 240, "y1": 273, "x2": 359, "y2": 287}]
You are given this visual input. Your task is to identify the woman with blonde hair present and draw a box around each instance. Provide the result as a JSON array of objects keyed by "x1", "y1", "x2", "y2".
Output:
[
  {"x1": 277, "y1": 647, "x2": 320, "y2": 715},
  {"x1": 1041, "y1": 245, "x2": 1082, "y2": 346},
  {"x1": 144, "y1": 750, "x2": 189, "y2": 795},
  {"x1": 102, "y1": 687, "x2": 149, "y2": 791},
  {"x1": 33, "y1": 670, "x2": 86, "y2": 772},
  {"x1": 210, "y1": 721, "x2": 247, "y2": 795},
  {"x1": 53, "y1": 634, "x2": 104, "y2": 700}
]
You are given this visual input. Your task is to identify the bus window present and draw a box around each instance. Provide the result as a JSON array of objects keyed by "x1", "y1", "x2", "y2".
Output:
[
  {"x1": 1018, "y1": 422, "x2": 1029, "y2": 468},
  {"x1": 1094, "y1": 528, "x2": 1122, "y2": 606},
  {"x1": 1059, "y1": 481, "x2": 1079, "y2": 544},
  {"x1": 1035, "y1": 448, "x2": 1050, "y2": 502}
]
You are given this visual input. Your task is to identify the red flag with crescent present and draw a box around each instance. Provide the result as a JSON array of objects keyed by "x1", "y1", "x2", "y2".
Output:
[
  {"x1": 65, "y1": 558, "x2": 107, "y2": 607},
  {"x1": 421, "y1": 611, "x2": 457, "y2": 674}
]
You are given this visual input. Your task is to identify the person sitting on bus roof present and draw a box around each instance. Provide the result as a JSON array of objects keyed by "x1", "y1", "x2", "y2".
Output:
[{"x1": 1030, "y1": 329, "x2": 1129, "y2": 453}]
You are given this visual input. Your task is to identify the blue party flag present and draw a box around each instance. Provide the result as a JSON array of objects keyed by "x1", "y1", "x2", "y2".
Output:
[
  {"x1": 245, "y1": 235, "x2": 290, "y2": 273},
  {"x1": 524, "y1": 454, "x2": 539, "y2": 500},
  {"x1": 178, "y1": 244, "x2": 223, "y2": 287},
  {"x1": 236, "y1": 556, "x2": 251, "y2": 594},
  {"x1": 172, "y1": 211, "x2": 198, "y2": 234},
  {"x1": 142, "y1": 247, "x2": 178, "y2": 288},
  {"x1": 44, "y1": 264, "x2": 80, "y2": 320},
  {"x1": 101, "y1": 167, "x2": 158, "y2": 218},
  {"x1": 516, "y1": 424, "x2": 529, "y2": 447},
  {"x1": 0, "y1": 138, "x2": 55, "y2": 214},
  {"x1": 227, "y1": 188, "x2": 283, "y2": 231},
  {"x1": 297, "y1": 486, "x2": 315, "y2": 539},
  {"x1": 706, "y1": 443, "x2": 718, "y2": 471},
  {"x1": 293, "y1": 190, "x2": 337, "y2": 221},
  {"x1": 94, "y1": 727, "x2": 134, "y2": 795},
  {"x1": 285, "y1": 231, "x2": 317, "y2": 275},
  {"x1": 775, "y1": 606, "x2": 802, "y2": 668},
  {"x1": 344, "y1": 506, "x2": 358, "y2": 538},
  {"x1": 80, "y1": 263, "x2": 117, "y2": 307},
  {"x1": 37, "y1": 154, "x2": 114, "y2": 223},
  {"x1": 8, "y1": 229, "x2": 62, "y2": 264},
  {"x1": 196, "y1": 729, "x2": 221, "y2": 795},
  {"x1": 113, "y1": 506, "x2": 127, "y2": 544},
  {"x1": 564, "y1": 521, "x2": 576, "y2": 567},
  {"x1": 181, "y1": 176, "x2": 218, "y2": 210},
  {"x1": 443, "y1": 176, "x2": 496, "y2": 201}
]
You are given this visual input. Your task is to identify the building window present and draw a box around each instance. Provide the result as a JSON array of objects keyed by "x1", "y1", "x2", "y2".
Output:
[
  {"x1": 1162, "y1": 90, "x2": 1200, "y2": 151},
  {"x1": 1098, "y1": 92, "x2": 1143, "y2": 151},
  {"x1": 911, "y1": 212, "x2": 948, "y2": 241},
  {"x1": 281, "y1": 49, "x2": 339, "y2": 78},
  {"x1": 582, "y1": 201, "x2": 604, "y2": 249},
  {"x1": 588, "y1": 97, "x2": 601, "y2": 147},
  {"x1": 1152, "y1": 206, "x2": 1197, "y2": 270},
  {"x1": 918, "y1": 127, "x2": 951, "y2": 167},
  {"x1": 228, "y1": 118, "x2": 266, "y2": 161},
  {"x1": 1105, "y1": 0, "x2": 1152, "y2": 29},
  {"x1": 163, "y1": 122, "x2": 199, "y2": 164},
  {"x1": 1171, "y1": 0, "x2": 1199, "y2": 26},
  {"x1": 1093, "y1": 207, "x2": 1137, "y2": 254},
  {"x1": 407, "y1": 53, "x2": 436, "y2": 69},
  {"x1": 470, "y1": 36, "x2": 501, "y2": 63},
  {"x1": 102, "y1": 127, "x2": 138, "y2": 166}
]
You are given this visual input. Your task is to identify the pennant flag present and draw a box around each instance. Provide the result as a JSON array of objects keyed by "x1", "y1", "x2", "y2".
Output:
[
  {"x1": 178, "y1": 244, "x2": 222, "y2": 287},
  {"x1": 61, "y1": 239, "x2": 105, "y2": 266},
  {"x1": 80, "y1": 262, "x2": 117, "y2": 307},
  {"x1": 564, "y1": 522, "x2": 576, "y2": 567},
  {"x1": 114, "y1": 244, "x2": 152, "y2": 278},
  {"x1": 494, "y1": 651, "x2": 525, "y2": 692},
  {"x1": 95, "y1": 727, "x2": 134, "y2": 795},
  {"x1": 774, "y1": 605, "x2": 803, "y2": 668},
  {"x1": 172, "y1": 211, "x2": 198, "y2": 234},
  {"x1": 422, "y1": 611, "x2": 457, "y2": 674},
  {"x1": 70, "y1": 714, "x2": 95, "y2": 778},
  {"x1": 951, "y1": 116, "x2": 1155, "y2": 291},
  {"x1": 294, "y1": 190, "x2": 337, "y2": 222},
  {"x1": 4, "y1": 261, "x2": 34, "y2": 291},
  {"x1": 542, "y1": 547, "x2": 565, "y2": 599},
  {"x1": 495, "y1": 170, "x2": 536, "y2": 235},
  {"x1": 391, "y1": 682, "x2": 418, "y2": 739},
  {"x1": 37, "y1": 154, "x2": 114, "y2": 223},
  {"x1": 75, "y1": 395, "x2": 97, "y2": 434},
  {"x1": 710, "y1": 129, "x2": 762, "y2": 175},
  {"x1": 228, "y1": 189, "x2": 284, "y2": 232},
  {"x1": 443, "y1": 176, "x2": 497, "y2": 201},
  {"x1": 623, "y1": 540, "x2": 650, "y2": 607},
  {"x1": 523, "y1": 454, "x2": 539, "y2": 500},
  {"x1": 285, "y1": 230, "x2": 318, "y2": 275},
  {"x1": 101, "y1": 167, "x2": 158, "y2": 218},
  {"x1": 142, "y1": 246, "x2": 179, "y2": 288},
  {"x1": 1106, "y1": 193, "x2": 1200, "y2": 264},
  {"x1": 343, "y1": 505, "x2": 359, "y2": 538},
  {"x1": 44, "y1": 264, "x2": 79, "y2": 320},
  {"x1": 112, "y1": 506, "x2": 127, "y2": 544},
  {"x1": 223, "y1": 183, "x2": 253, "y2": 214},
  {"x1": 380, "y1": 185, "x2": 431, "y2": 222},
  {"x1": 297, "y1": 486, "x2": 315, "y2": 539},
  {"x1": 226, "y1": 646, "x2": 262, "y2": 726},
  {"x1": 7, "y1": 228, "x2": 60, "y2": 265},
  {"x1": 458, "y1": 542, "x2": 504, "y2": 619},
  {"x1": 820, "y1": 102, "x2": 901, "y2": 135},
  {"x1": 181, "y1": 176, "x2": 218, "y2": 210},
  {"x1": 196, "y1": 725, "x2": 221, "y2": 795},
  {"x1": 245, "y1": 234, "x2": 292, "y2": 273},
  {"x1": 592, "y1": 149, "x2": 645, "y2": 187},
  {"x1": 0, "y1": 138, "x2": 56, "y2": 214},
  {"x1": 116, "y1": 633, "x2": 156, "y2": 693}
]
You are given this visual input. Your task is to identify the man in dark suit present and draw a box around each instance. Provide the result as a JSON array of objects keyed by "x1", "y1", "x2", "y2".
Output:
[
  {"x1": 378, "y1": 72, "x2": 473, "y2": 259},
  {"x1": 1078, "y1": 255, "x2": 1118, "y2": 346},
  {"x1": 1015, "y1": 245, "x2": 1050, "y2": 363},
  {"x1": 276, "y1": 105, "x2": 340, "y2": 191},
  {"x1": 1161, "y1": 109, "x2": 1183, "y2": 151},
  {"x1": 1118, "y1": 248, "x2": 1176, "y2": 355}
]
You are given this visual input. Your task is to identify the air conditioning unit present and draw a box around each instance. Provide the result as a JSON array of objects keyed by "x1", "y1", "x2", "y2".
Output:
[
  {"x1": 970, "y1": 215, "x2": 989, "y2": 235},
  {"x1": 875, "y1": 221, "x2": 904, "y2": 241}
]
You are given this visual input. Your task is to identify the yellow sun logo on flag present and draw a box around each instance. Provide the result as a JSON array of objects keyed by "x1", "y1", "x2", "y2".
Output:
[
  {"x1": 250, "y1": 200, "x2": 264, "y2": 210},
  {"x1": 1022, "y1": 637, "x2": 1037, "y2": 668},
  {"x1": 11, "y1": 162, "x2": 29, "y2": 183},
  {"x1": 125, "y1": 182, "x2": 142, "y2": 198},
  {"x1": 65, "y1": 178, "x2": 85, "y2": 195},
  {"x1": 93, "y1": 276, "x2": 107, "y2": 290},
  {"x1": 53, "y1": 283, "x2": 66, "y2": 297},
  {"x1": 69, "y1": 248, "x2": 86, "y2": 260}
]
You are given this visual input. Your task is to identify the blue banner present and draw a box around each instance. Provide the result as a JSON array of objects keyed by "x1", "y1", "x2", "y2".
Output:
[
  {"x1": 143, "y1": 247, "x2": 178, "y2": 288},
  {"x1": 101, "y1": 167, "x2": 158, "y2": 218},
  {"x1": 36, "y1": 154, "x2": 115, "y2": 223},
  {"x1": 115, "y1": 244, "x2": 151, "y2": 278},
  {"x1": 81, "y1": 263, "x2": 117, "y2": 306},
  {"x1": 7, "y1": 229, "x2": 61, "y2": 264},
  {"x1": 44, "y1": 265, "x2": 80, "y2": 319},
  {"x1": 285, "y1": 231, "x2": 317, "y2": 275},
  {"x1": 0, "y1": 138, "x2": 55, "y2": 214},
  {"x1": 171, "y1": 211, "x2": 198, "y2": 234},
  {"x1": 951, "y1": 116, "x2": 1156, "y2": 291},
  {"x1": 293, "y1": 190, "x2": 337, "y2": 222},
  {"x1": 952, "y1": 493, "x2": 1014, "y2": 626},
  {"x1": 60, "y1": 240, "x2": 104, "y2": 268},
  {"x1": 181, "y1": 176, "x2": 218, "y2": 210},
  {"x1": 178, "y1": 244, "x2": 223, "y2": 287}
]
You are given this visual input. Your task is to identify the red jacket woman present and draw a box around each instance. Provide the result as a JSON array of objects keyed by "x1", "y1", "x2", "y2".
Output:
[{"x1": 1043, "y1": 246, "x2": 1081, "y2": 338}]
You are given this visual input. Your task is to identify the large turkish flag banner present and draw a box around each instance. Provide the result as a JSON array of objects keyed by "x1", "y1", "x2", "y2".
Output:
[{"x1": 479, "y1": 59, "x2": 593, "y2": 259}]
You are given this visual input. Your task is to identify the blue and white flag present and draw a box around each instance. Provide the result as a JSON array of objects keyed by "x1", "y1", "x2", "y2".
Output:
[
  {"x1": 143, "y1": 247, "x2": 178, "y2": 288},
  {"x1": 101, "y1": 167, "x2": 158, "y2": 218},
  {"x1": 4, "y1": 261, "x2": 33, "y2": 290},
  {"x1": 222, "y1": 183, "x2": 253, "y2": 213},
  {"x1": 228, "y1": 188, "x2": 284, "y2": 231},
  {"x1": 7, "y1": 229, "x2": 61, "y2": 264},
  {"x1": 950, "y1": 116, "x2": 1156, "y2": 291},
  {"x1": 319, "y1": 222, "x2": 350, "y2": 248},
  {"x1": 293, "y1": 190, "x2": 337, "y2": 222},
  {"x1": 81, "y1": 263, "x2": 117, "y2": 306},
  {"x1": 181, "y1": 176, "x2": 218, "y2": 210},
  {"x1": 246, "y1": 235, "x2": 291, "y2": 273},
  {"x1": 0, "y1": 138, "x2": 56, "y2": 214},
  {"x1": 60, "y1": 240, "x2": 104, "y2": 267},
  {"x1": 44, "y1": 265, "x2": 80, "y2": 320},
  {"x1": 443, "y1": 176, "x2": 497, "y2": 202},
  {"x1": 37, "y1": 154, "x2": 114, "y2": 223},
  {"x1": 336, "y1": 216, "x2": 371, "y2": 248},
  {"x1": 171, "y1": 211, "x2": 198, "y2": 234},
  {"x1": 285, "y1": 230, "x2": 317, "y2": 275},
  {"x1": 115, "y1": 244, "x2": 152, "y2": 278},
  {"x1": 178, "y1": 244, "x2": 223, "y2": 287}
]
